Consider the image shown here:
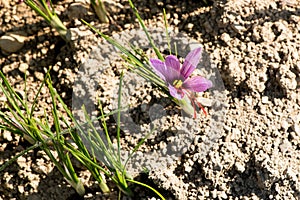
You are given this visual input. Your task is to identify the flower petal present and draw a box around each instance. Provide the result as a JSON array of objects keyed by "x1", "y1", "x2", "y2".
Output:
[
  {"x1": 168, "y1": 84, "x2": 185, "y2": 99},
  {"x1": 164, "y1": 66, "x2": 183, "y2": 83},
  {"x1": 150, "y1": 58, "x2": 167, "y2": 81},
  {"x1": 181, "y1": 47, "x2": 202, "y2": 78},
  {"x1": 150, "y1": 58, "x2": 182, "y2": 83},
  {"x1": 165, "y1": 55, "x2": 180, "y2": 72},
  {"x1": 182, "y1": 76, "x2": 212, "y2": 92}
]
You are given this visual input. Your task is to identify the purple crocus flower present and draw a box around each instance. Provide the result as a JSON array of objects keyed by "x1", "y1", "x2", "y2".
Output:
[{"x1": 150, "y1": 47, "x2": 213, "y2": 116}]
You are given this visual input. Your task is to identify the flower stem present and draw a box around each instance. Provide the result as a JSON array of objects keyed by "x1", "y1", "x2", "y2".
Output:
[
  {"x1": 175, "y1": 95, "x2": 194, "y2": 117},
  {"x1": 50, "y1": 14, "x2": 71, "y2": 42},
  {"x1": 91, "y1": 0, "x2": 109, "y2": 23}
]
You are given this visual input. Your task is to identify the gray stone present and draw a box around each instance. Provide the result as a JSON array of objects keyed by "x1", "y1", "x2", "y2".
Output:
[{"x1": 0, "y1": 31, "x2": 27, "y2": 54}]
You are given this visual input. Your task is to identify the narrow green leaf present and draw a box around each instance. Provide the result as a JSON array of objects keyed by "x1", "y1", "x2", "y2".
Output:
[
  {"x1": 128, "y1": 0, "x2": 164, "y2": 61},
  {"x1": 127, "y1": 179, "x2": 166, "y2": 200}
]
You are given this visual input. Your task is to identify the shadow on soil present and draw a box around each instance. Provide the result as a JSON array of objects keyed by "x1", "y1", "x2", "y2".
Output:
[{"x1": 176, "y1": 152, "x2": 299, "y2": 199}]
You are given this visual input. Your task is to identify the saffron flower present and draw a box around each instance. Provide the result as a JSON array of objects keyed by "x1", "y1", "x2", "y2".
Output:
[{"x1": 150, "y1": 47, "x2": 213, "y2": 117}]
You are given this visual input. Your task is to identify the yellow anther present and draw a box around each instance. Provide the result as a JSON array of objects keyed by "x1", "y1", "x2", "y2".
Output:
[{"x1": 173, "y1": 80, "x2": 183, "y2": 88}]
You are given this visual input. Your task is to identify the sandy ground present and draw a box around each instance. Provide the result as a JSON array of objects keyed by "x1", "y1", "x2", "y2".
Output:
[{"x1": 0, "y1": 0, "x2": 299, "y2": 199}]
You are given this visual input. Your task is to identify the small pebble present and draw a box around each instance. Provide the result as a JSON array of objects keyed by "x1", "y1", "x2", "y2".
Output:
[
  {"x1": 261, "y1": 96, "x2": 269, "y2": 104},
  {"x1": 19, "y1": 63, "x2": 28, "y2": 73},
  {"x1": 0, "y1": 31, "x2": 27, "y2": 54}
]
